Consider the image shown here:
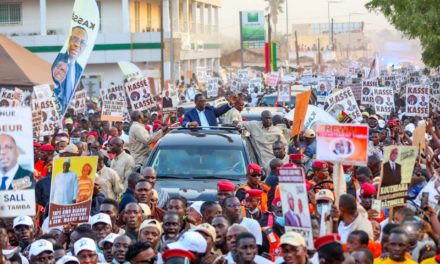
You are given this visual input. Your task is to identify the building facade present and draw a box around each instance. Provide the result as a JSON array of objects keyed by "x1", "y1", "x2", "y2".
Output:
[{"x1": 0, "y1": 0, "x2": 221, "y2": 95}]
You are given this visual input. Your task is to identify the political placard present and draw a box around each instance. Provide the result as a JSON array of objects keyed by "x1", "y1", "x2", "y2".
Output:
[
  {"x1": 48, "y1": 156, "x2": 98, "y2": 227},
  {"x1": 361, "y1": 80, "x2": 378, "y2": 105},
  {"x1": 237, "y1": 69, "x2": 249, "y2": 82},
  {"x1": 0, "y1": 88, "x2": 14, "y2": 107},
  {"x1": 315, "y1": 77, "x2": 334, "y2": 103},
  {"x1": 431, "y1": 76, "x2": 440, "y2": 96},
  {"x1": 248, "y1": 78, "x2": 263, "y2": 94},
  {"x1": 277, "y1": 83, "x2": 291, "y2": 102},
  {"x1": 70, "y1": 90, "x2": 86, "y2": 115},
  {"x1": 409, "y1": 71, "x2": 420, "y2": 84},
  {"x1": 206, "y1": 78, "x2": 219, "y2": 98},
  {"x1": 101, "y1": 84, "x2": 127, "y2": 101},
  {"x1": 267, "y1": 72, "x2": 279, "y2": 87},
  {"x1": 125, "y1": 78, "x2": 157, "y2": 111},
  {"x1": 279, "y1": 167, "x2": 313, "y2": 249},
  {"x1": 196, "y1": 66, "x2": 208, "y2": 83},
  {"x1": 405, "y1": 85, "x2": 430, "y2": 117},
  {"x1": 33, "y1": 84, "x2": 61, "y2": 136},
  {"x1": 316, "y1": 124, "x2": 368, "y2": 165},
  {"x1": 335, "y1": 76, "x2": 346, "y2": 89},
  {"x1": 101, "y1": 100, "x2": 125, "y2": 122},
  {"x1": 372, "y1": 87, "x2": 394, "y2": 116},
  {"x1": 414, "y1": 175, "x2": 440, "y2": 210},
  {"x1": 326, "y1": 87, "x2": 362, "y2": 122},
  {"x1": 0, "y1": 107, "x2": 35, "y2": 217},
  {"x1": 31, "y1": 100, "x2": 43, "y2": 138},
  {"x1": 350, "y1": 83, "x2": 363, "y2": 101},
  {"x1": 378, "y1": 146, "x2": 417, "y2": 208}
]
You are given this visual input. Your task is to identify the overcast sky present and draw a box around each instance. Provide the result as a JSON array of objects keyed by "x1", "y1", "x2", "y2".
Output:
[{"x1": 218, "y1": 0, "x2": 394, "y2": 37}]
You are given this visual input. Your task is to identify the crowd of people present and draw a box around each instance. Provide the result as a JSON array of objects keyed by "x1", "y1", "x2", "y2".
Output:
[{"x1": 2, "y1": 70, "x2": 440, "y2": 264}]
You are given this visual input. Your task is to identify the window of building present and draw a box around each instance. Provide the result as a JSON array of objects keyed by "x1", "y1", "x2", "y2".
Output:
[
  {"x1": 0, "y1": 3, "x2": 22, "y2": 24},
  {"x1": 134, "y1": 0, "x2": 140, "y2": 32},
  {"x1": 146, "y1": 3, "x2": 152, "y2": 29}
]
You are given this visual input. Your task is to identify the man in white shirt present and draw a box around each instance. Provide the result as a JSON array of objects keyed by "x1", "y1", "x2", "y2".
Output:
[{"x1": 50, "y1": 159, "x2": 79, "y2": 205}]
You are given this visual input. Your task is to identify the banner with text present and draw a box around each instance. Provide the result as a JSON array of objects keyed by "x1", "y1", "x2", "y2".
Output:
[
  {"x1": 101, "y1": 100, "x2": 125, "y2": 122},
  {"x1": 361, "y1": 80, "x2": 377, "y2": 105},
  {"x1": 372, "y1": 87, "x2": 394, "y2": 116},
  {"x1": 326, "y1": 87, "x2": 362, "y2": 122},
  {"x1": 405, "y1": 85, "x2": 430, "y2": 117}
]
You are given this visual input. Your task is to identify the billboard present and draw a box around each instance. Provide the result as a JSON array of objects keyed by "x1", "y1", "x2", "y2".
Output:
[{"x1": 240, "y1": 11, "x2": 265, "y2": 48}]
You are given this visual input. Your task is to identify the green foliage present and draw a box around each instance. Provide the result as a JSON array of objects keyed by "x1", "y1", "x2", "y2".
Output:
[{"x1": 365, "y1": 0, "x2": 440, "y2": 67}]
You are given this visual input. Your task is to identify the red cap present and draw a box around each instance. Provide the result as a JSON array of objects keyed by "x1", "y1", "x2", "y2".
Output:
[
  {"x1": 153, "y1": 123, "x2": 162, "y2": 131},
  {"x1": 33, "y1": 141, "x2": 41, "y2": 148},
  {"x1": 360, "y1": 183, "x2": 376, "y2": 196},
  {"x1": 86, "y1": 131, "x2": 98, "y2": 140},
  {"x1": 314, "y1": 234, "x2": 341, "y2": 250},
  {"x1": 217, "y1": 180, "x2": 235, "y2": 192},
  {"x1": 272, "y1": 196, "x2": 281, "y2": 207},
  {"x1": 388, "y1": 120, "x2": 398, "y2": 127},
  {"x1": 41, "y1": 144, "x2": 55, "y2": 152},
  {"x1": 245, "y1": 189, "x2": 263, "y2": 199},
  {"x1": 289, "y1": 153, "x2": 304, "y2": 162},
  {"x1": 247, "y1": 163, "x2": 262, "y2": 175},
  {"x1": 342, "y1": 165, "x2": 352, "y2": 171},
  {"x1": 162, "y1": 249, "x2": 196, "y2": 262},
  {"x1": 312, "y1": 160, "x2": 329, "y2": 170}
]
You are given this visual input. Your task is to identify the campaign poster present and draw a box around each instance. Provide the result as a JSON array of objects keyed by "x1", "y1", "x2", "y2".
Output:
[
  {"x1": 350, "y1": 83, "x2": 363, "y2": 101},
  {"x1": 326, "y1": 87, "x2": 362, "y2": 122},
  {"x1": 361, "y1": 80, "x2": 377, "y2": 105},
  {"x1": 51, "y1": 0, "x2": 100, "y2": 116},
  {"x1": 335, "y1": 76, "x2": 346, "y2": 89},
  {"x1": 206, "y1": 78, "x2": 219, "y2": 98},
  {"x1": 384, "y1": 76, "x2": 397, "y2": 89},
  {"x1": 406, "y1": 85, "x2": 430, "y2": 117},
  {"x1": 0, "y1": 107, "x2": 35, "y2": 217},
  {"x1": 378, "y1": 146, "x2": 417, "y2": 208},
  {"x1": 101, "y1": 84, "x2": 127, "y2": 102},
  {"x1": 31, "y1": 100, "x2": 43, "y2": 138},
  {"x1": 409, "y1": 71, "x2": 420, "y2": 84},
  {"x1": 248, "y1": 78, "x2": 263, "y2": 94},
  {"x1": 48, "y1": 156, "x2": 98, "y2": 227},
  {"x1": 277, "y1": 83, "x2": 291, "y2": 102},
  {"x1": 431, "y1": 76, "x2": 440, "y2": 96},
  {"x1": 278, "y1": 167, "x2": 313, "y2": 249},
  {"x1": 316, "y1": 124, "x2": 368, "y2": 165},
  {"x1": 70, "y1": 90, "x2": 86, "y2": 115},
  {"x1": 196, "y1": 66, "x2": 208, "y2": 83},
  {"x1": 237, "y1": 69, "x2": 249, "y2": 82},
  {"x1": 33, "y1": 84, "x2": 61, "y2": 136},
  {"x1": 118, "y1": 61, "x2": 144, "y2": 82},
  {"x1": 125, "y1": 78, "x2": 157, "y2": 111},
  {"x1": 431, "y1": 95, "x2": 440, "y2": 112},
  {"x1": 372, "y1": 87, "x2": 394, "y2": 116},
  {"x1": 315, "y1": 77, "x2": 334, "y2": 103},
  {"x1": 267, "y1": 72, "x2": 279, "y2": 87},
  {"x1": 0, "y1": 88, "x2": 14, "y2": 107},
  {"x1": 414, "y1": 175, "x2": 440, "y2": 210},
  {"x1": 101, "y1": 100, "x2": 125, "y2": 122}
]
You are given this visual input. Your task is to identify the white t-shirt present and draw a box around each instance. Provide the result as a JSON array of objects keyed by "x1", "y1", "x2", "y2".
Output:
[
  {"x1": 338, "y1": 220, "x2": 355, "y2": 243},
  {"x1": 226, "y1": 252, "x2": 273, "y2": 264},
  {"x1": 240, "y1": 217, "x2": 263, "y2": 245}
]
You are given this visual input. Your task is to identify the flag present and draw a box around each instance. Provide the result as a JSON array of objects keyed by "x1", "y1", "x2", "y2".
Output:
[
  {"x1": 291, "y1": 90, "x2": 312, "y2": 137},
  {"x1": 367, "y1": 58, "x2": 376, "y2": 79}
]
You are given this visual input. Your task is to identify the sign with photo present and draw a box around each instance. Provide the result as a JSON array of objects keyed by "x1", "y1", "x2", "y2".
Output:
[
  {"x1": 431, "y1": 76, "x2": 440, "y2": 96},
  {"x1": 125, "y1": 78, "x2": 157, "y2": 111},
  {"x1": 372, "y1": 87, "x2": 394, "y2": 116},
  {"x1": 361, "y1": 80, "x2": 378, "y2": 105},
  {"x1": 33, "y1": 84, "x2": 61, "y2": 136},
  {"x1": 278, "y1": 167, "x2": 313, "y2": 249},
  {"x1": 409, "y1": 71, "x2": 420, "y2": 84},
  {"x1": 0, "y1": 107, "x2": 35, "y2": 217},
  {"x1": 335, "y1": 76, "x2": 346, "y2": 89},
  {"x1": 315, "y1": 76, "x2": 334, "y2": 103},
  {"x1": 48, "y1": 156, "x2": 98, "y2": 227},
  {"x1": 101, "y1": 84, "x2": 127, "y2": 101},
  {"x1": 248, "y1": 78, "x2": 263, "y2": 94},
  {"x1": 237, "y1": 69, "x2": 249, "y2": 82},
  {"x1": 267, "y1": 72, "x2": 279, "y2": 87},
  {"x1": 196, "y1": 66, "x2": 208, "y2": 83},
  {"x1": 70, "y1": 90, "x2": 86, "y2": 115},
  {"x1": 101, "y1": 100, "x2": 125, "y2": 122},
  {"x1": 316, "y1": 124, "x2": 369, "y2": 165},
  {"x1": 405, "y1": 85, "x2": 430, "y2": 117},
  {"x1": 0, "y1": 88, "x2": 15, "y2": 107},
  {"x1": 31, "y1": 100, "x2": 43, "y2": 138},
  {"x1": 206, "y1": 78, "x2": 219, "y2": 98},
  {"x1": 378, "y1": 146, "x2": 417, "y2": 208},
  {"x1": 277, "y1": 83, "x2": 291, "y2": 102},
  {"x1": 326, "y1": 87, "x2": 362, "y2": 122}
]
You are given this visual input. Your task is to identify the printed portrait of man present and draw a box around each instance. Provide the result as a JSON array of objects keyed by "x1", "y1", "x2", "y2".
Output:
[
  {"x1": 381, "y1": 148, "x2": 402, "y2": 187},
  {"x1": 0, "y1": 134, "x2": 33, "y2": 190},
  {"x1": 419, "y1": 95, "x2": 428, "y2": 107},
  {"x1": 50, "y1": 159, "x2": 79, "y2": 205},
  {"x1": 284, "y1": 192, "x2": 303, "y2": 227}
]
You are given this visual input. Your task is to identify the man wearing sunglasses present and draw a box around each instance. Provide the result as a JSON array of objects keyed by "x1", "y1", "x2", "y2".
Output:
[{"x1": 236, "y1": 164, "x2": 270, "y2": 212}]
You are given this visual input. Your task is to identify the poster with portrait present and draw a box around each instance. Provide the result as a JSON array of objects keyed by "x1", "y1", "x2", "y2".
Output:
[
  {"x1": 335, "y1": 76, "x2": 346, "y2": 89},
  {"x1": 277, "y1": 83, "x2": 291, "y2": 102},
  {"x1": 125, "y1": 78, "x2": 157, "y2": 111},
  {"x1": 48, "y1": 156, "x2": 98, "y2": 227},
  {"x1": 378, "y1": 146, "x2": 417, "y2": 208},
  {"x1": 372, "y1": 87, "x2": 394, "y2": 116},
  {"x1": 278, "y1": 167, "x2": 313, "y2": 249},
  {"x1": 409, "y1": 71, "x2": 420, "y2": 84},
  {"x1": 326, "y1": 87, "x2": 362, "y2": 122},
  {"x1": 101, "y1": 100, "x2": 125, "y2": 122},
  {"x1": 248, "y1": 78, "x2": 263, "y2": 94},
  {"x1": 361, "y1": 80, "x2": 377, "y2": 105},
  {"x1": 237, "y1": 69, "x2": 249, "y2": 83},
  {"x1": 70, "y1": 90, "x2": 86, "y2": 115},
  {"x1": 414, "y1": 175, "x2": 440, "y2": 211},
  {"x1": 33, "y1": 84, "x2": 61, "y2": 136},
  {"x1": 101, "y1": 84, "x2": 127, "y2": 103},
  {"x1": 0, "y1": 88, "x2": 14, "y2": 107},
  {"x1": 315, "y1": 77, "x2": 334, "y2": 103},
  {"x1": 196, "y1": 66, "x2": 208, "y2": 83},
  {"x1": 0, "y1": 107, "x2": 35, "y2": 217},
  {"x1": 431, "y1": 95, "x2": 440, "y2": 112},
  {"x1": 405, "y1": 85, "x2": 430, "y2": 117},
  {"x1": 267, "y1": 72, "x2": 279, "y2": 87},
  {"x1": 316, "y1": 124, "x2": 368, "y2": 166},
  {"x1": 31, "y1": 99, "x2": 43, "y2": 138},
  {"x1": 383, "y1": 76, "x2": 397, "y2": 89},
  {"x1": 51, "y1": 0, "x2": 100, "y2": 117},
  {"x1": 206, "y1": 78, "x2": 219, "y2": 98},
  {"x1": 431, "y1": 76, "x2": 440, "y2": 96}
]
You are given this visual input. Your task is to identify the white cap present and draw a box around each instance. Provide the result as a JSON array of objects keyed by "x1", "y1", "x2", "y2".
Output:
[
  {"x1": 167, "y1": 231, "x2": 207, "y2": 254},
  {"x1": 98, "y1": 233, "x2": 119, "y2": 248},
  {"x1": 189, "y1": 201, "x2": 204, "y2": 215},
  {"x1": 29, "y1": 239, "x2": 53, "y2": 257},
  {"x1": 89, "y1": 213, "x2": 112, "y2": 227},
  {"x1": 13, "y1": 216, "x2": 34, "y2": 228},
  {"x1": 56, "y1": 255, "x2": 80, "y2": 264},
  {"x1": 74, "y1": 238, "x2": 96, "y2": 255}
]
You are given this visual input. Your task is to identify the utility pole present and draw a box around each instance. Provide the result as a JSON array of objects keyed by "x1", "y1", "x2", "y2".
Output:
[
  {"x1": 170, "y1": 0, "x2": 174, "y2": 85},
  {"x1": 239, "y1": 11, "x2": 244, "y2": 68},
  {"x1": 294, "y1": 31, "x2": 299, "y2": 66},
  {"x1": 267, "y1": 14, "x2": 272, "y2": 71},
  {"x1": 160, "y1": 0, "x2": 164, "y2": 91},
  {"x1": 285, "y1": 0, "x2": 289, "y2": 63},
  {"x1": 331, "y1": 18, "x2": 334, "y2": 49}
]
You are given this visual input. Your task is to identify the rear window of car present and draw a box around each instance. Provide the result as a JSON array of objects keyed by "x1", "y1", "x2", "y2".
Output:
[
  {"x1": 259, "y1": 95, "x2": 296, "y2": 107},
  {"x1": 150, "y1": 146, "x2": 247, "y2": 179}
]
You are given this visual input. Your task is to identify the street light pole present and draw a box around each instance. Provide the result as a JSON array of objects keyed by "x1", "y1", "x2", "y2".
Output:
[{"x1": 327, "y1": 0, "x2": 343, "y2": 50}]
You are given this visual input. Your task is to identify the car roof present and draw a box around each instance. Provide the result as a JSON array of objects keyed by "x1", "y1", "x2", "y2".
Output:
[
  {"x1": 241, "y1": 107, "x2": 285, "y2": 115},
  {"x1": 157, "y1": 128, "x2": 244, "y2": 147}
]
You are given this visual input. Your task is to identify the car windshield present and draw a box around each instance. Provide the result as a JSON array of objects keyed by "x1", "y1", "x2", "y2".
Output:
[
  {"x1": 260, "y1": 96, "x2": 296, "y2": 107},
  {"x1": 150, "y1": 145, "x2": 247, "y2": 179}
]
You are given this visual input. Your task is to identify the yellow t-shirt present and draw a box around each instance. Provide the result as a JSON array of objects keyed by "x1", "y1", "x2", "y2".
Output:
[
  {"x1": 374, "y1": 257, "x2": 417, "y2": 264},
  {"x1": 421, "y1": 257, "x2": 440, "y2": 264}
]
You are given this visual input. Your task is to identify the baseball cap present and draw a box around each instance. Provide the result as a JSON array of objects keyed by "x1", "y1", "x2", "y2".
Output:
[
  {"x1": 59, "y1": 143, "x2": 79, "y2": 154},
  {"x1": 194, "y1": 223, "x2": 216, "y2": 242},
  {"x1": 314, "y1": 234, "x2": 341, "y2": 250},
  {"x1": 167, "y1": 231, "x2": 207, "y2": 254},
  {"x1": 316, "y1": 189, "x2": 334, "y2": 202},
  {"x1": 139, "y1": 203, "x2": 151, "y2": 217},
  {"x1": 98, "y1": 233, "x2": 119, "y2": 248},
  {"x1": 247, "y1": 163, "x2": 262, "y2": 175},
  {"x1": 217, "y1": 180, "x2": 235, "y2": 192},
  {"x1": 280, "y1": 231, "x2": 306, "y2": 247},
  {"x1": 89, "y1": 213, "x2": 112, "y2": 227},
  {"x1": 74, "y1": 238, "x2": 96, "y2": 255},
  {"x1": 13, "y1": 216, "x2": 34, "y2": 228},
  {"x1": 56, "y1": 255, "x2": 80, "y2": 264},
  {"x1": 304, "y1": 129, "x2": 316, "y2": 138},
  {"x1": 189, "y1": 201, "x2": 204, "y2": 216},
  {"x1": 139, "y1": 219, "x2": 163, "y2": 236},
  {"x1": 29, "y1": 239, "x2": 53, "y2": 257}
]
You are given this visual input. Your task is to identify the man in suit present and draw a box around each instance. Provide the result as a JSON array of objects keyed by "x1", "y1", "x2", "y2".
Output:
[
  {"x1": 420, "y1": 95, "x2": 428, "y2": 106},
  {"x1": 183, "y1": 94, "x2": 235, "y2": 128},
  {"x1": 0, "y1": 134, "x2": 33, "y2": 190},
  {"x1": 162, "y1": 91, "x2": 173, "y2": 108},
  {"x1": 52, "y1": 26, "x2": 88, "y2": 115},
  {"x1": 284, "y1": 193, "x2": 302, "y2": 227},
  {"x1": 381, "y1": 148, "x2": 402, "y2": 187}
]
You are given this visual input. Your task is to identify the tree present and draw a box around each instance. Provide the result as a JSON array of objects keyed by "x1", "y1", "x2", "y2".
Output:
[
  {"x1": 265, "y1": 0, "x2": 284, "y2": 40},
  {"x1": 365, "y1": 0, "x2": 440, "y2": 67}
]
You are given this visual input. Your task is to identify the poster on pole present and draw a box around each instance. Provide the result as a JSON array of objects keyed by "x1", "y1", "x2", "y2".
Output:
[
  {"x1": 240, "y1": 11, "x2": 265, "y2": 48},
  {"x1": 326, "y1": 87, "x2": 362, "y2": 122},
  {"x1": 316, "y1": 124, "x2": 369, "y2": 165},
  {"x1": 315, "y1": 76, "x2": 334, "y2": 103},
  {"x1": 361, "y1": 80, "x2": 377, "y2": 105},
  {"x1": 125, "y1": 78, "x2": 157, "y2": 111},
  {"x1": 278, "y1": 167, "x2": 313, "y2": 249},
  {"x1": 405, "y1": 85, "x2": 430, "y2": 117},
  {"x1": 206, "y1": 78, "x2": 219, "y2": 98},
  {"x1": 378, "y1": 146, "x2": 417, "y2": 208},
  {"x1": 33, "y1": 84, "x2": 61, "y2": 136},
  {"x1": 335, "y1": 76, "x2": 346, "y2": 89},
  {"x1": 101, "y1": 100, "x2": 125, "y2": 122},
  {"x1": 414, "y1": 175, "x2": 440, "y2": 211},
  {"x1": 48, "y1": 156, "x2": 98, "y2": 227},
  {"x1": 409, "y1": 71, "x2": 420, "y2": 84},
  {"x1": 196, "y1": 66, "x2": 208, "y2": 83},
  {"x1": 0, "y1": 107, "x2": 35, "y2": 217},
  {"x1": 372, "y1": 87, "x2": 394, "y2": 116},
  {"x1": 51, "y1": 0, "x2": 100, "y2": 116},
  {"x1": 101, "y1": 84, "x2": 127, "y2": 101},
  {"x1": 267, "y1": 72, "x2": 279, "y2": 87},
  {"x1": 248, "y1": 78, "x2": 263, "y2": 94},
  {"x1": 277, "y1": 83, "x2": 291, "y2": 102}
]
